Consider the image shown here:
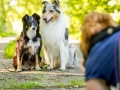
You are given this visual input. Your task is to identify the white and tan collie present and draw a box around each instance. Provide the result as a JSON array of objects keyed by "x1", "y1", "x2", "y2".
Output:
[{"x1": 40, "y1": 0, "x2": 79, "y2": 70}]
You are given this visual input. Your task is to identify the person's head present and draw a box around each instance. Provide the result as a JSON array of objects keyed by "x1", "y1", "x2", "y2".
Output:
[{"x1": 80, "y1": 12, "x2": 117, "y2": 60}]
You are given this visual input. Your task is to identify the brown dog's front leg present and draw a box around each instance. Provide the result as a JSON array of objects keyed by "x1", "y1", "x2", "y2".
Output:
[
  {"x1": 35, "y1": 54, "x2": 41, "y2": 70},
  {"x1": 16, "y1": 54, "x2": 23, "y2": 72}
]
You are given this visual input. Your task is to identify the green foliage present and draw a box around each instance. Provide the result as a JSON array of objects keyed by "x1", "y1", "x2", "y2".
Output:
[
  {"x1": 0, "y1": 32, "x2": 15, "y2": 38},
  {"x1": 65, "y1": 0, "x2": 120, "y2": 39},
  {"x1": 0, "y1": 0, "x2": 43, "y2": 35},
  {"x1": 4, "y1": 40, "x2": 16, "y2": 58},
  {"x1": 1, "y1": 0, "x2": 120, "y2": 39}
]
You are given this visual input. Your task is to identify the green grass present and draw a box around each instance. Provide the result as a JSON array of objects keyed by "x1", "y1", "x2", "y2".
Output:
[
  {"x1": 4, "y1": 40, "x2": 16, "y2": 59},
  {"x1": 1, "y1": 73, "x2": 9, "y2": 89},
  {"x1": 11, "y1": 74, "x2": 48, "y2": 89},
  {"x1": 10, "y1": 81, "x2": 41, "y2": 89},
  {"x1": 56, "y1": 82, "x2": 67, "y2": 87},
  {"x1": 56, "y1": 78, "x2": 85, "y2": 88},
  {"x1": 70, "y1": 78, "x2": 85, "y2": 87},
  {"x1": 0, "y1": 31, "x2": 15, "y2": 38},
  {"x1": 0, "y1": 73, "x2": 85, "y2": 89},
  {"x1": 0, "y1": 73, "x2": 47, "y2": 89}
]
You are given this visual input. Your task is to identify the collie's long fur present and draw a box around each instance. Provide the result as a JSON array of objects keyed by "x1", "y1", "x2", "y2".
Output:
[
  {"x1": 80, "y1": 12, "x2": 117, "y2": 61},
  {"x1": 40, "y1": 0, "x2": 79, "y2": 70},
  {"x1": 13, "y1": 13, "x2": 42, "y2": 71}
]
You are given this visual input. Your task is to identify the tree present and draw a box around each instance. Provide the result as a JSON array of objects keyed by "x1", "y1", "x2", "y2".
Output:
[
  {"x1": 0, "y1": 0, "x2": 120, "y2": 39},
  {"x1": 65, "y1": 0, "x2": 120, "y2": 39}
]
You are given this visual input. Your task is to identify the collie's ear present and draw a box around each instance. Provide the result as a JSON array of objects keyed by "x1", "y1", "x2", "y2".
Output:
[
  {"x1": 42, "y1": 1, "x2": 48, "y2": 6},
  {"x1": 52, "y1": 0, "x2": 59, "y2": 7},
  {"x1": 32, "y1": 13, "x2": 40, "y2": 20},
  {"x1": 22, "y1": 14, "x2": 29, "y2": 22}
]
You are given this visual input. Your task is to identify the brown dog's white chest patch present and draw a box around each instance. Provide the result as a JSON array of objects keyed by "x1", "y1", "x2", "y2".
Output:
[{"x1": 26, "y1": 39, "x2": 40, "y2": 54}]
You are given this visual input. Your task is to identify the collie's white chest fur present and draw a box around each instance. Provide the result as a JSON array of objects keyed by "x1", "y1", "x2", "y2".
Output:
[{"x1": 27, "y1": 38, "x2": 40, "y2": 55}]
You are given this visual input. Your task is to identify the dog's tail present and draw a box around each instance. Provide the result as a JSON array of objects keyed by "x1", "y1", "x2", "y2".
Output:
[
  {"x1": 73, "y1": 50, "x2": 79, "y2": 68},
  {"x1": 69, "y1": 44, "x2": 80, "y2": 68}
]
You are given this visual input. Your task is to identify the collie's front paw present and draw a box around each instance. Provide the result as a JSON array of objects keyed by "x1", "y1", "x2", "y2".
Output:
[
  {"x1": 16, "y1": 68, "x2": 22, "y2": 72},
  {"x1": 59, "y1": 67, "x2": 66, "y2": 71},
  {"x1": 47, "y1": 66, "x2": 53, "y2": 70},
  {"x1": 35, "y1": 66, "x2": 41, "y2": 71},
  {"x1": 59, "y1": 65, "x2": 66, "y2": 71}
]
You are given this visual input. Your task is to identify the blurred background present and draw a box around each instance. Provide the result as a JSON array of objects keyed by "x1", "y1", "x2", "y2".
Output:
[{"x1": 0, "y1": 0, "x2": 120, "y2": 39}]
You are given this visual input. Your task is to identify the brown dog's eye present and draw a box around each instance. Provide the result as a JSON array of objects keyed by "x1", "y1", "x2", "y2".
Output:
[{"x1": 26, "y1": 26, "x2": 28, "y2": 28}]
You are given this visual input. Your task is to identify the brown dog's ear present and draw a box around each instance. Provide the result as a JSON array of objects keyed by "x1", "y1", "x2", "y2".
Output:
[
  {"x1": 52, "y1": 0, "x2": 59, "y2": 7},
  {"x1": 22, "y1": 14, "x2": 29, "y2": 22},
  {"x1": 32, "y1": 13, "x2": 40, "y2": 20},
  {"x1": 42, "y1": 1, "x2": 49, "y2": 6}
]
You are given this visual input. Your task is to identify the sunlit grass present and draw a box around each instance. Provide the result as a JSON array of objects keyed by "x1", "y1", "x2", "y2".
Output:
[
  {"x1": 4, "y1": 40, "x2": 16, "y2": 59},
  {"x1": 56, "y1": 78, "x2": 85, "y2": 88},
  {"x1": 10, "y1": 81, "x2": 42, "y2": 89},
  {"x1": 70, "y1": 78, "x2": 85, "y2": 87},
  {"x1": 0, "y1": 73, "x2": 46, "y2": 89}
]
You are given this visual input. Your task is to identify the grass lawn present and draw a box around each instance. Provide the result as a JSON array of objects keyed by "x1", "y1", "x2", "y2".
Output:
[{"x1": 0, "y1": 72, "x2": 85, "y2": 89}]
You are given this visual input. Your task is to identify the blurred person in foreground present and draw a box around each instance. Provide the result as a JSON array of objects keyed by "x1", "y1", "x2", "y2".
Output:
[{"x1": 80, "y1": 12, "x2": 120, "y2": 90}]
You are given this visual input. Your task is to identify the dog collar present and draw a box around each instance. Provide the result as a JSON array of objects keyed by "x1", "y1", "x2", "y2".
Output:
[{"x1": 89, "y1": 26, "x2": 120, "y2": 52}]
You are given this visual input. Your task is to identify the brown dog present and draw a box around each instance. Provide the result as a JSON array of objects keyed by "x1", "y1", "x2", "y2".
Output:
[{"x1": 13, "y1": 13, "x2": 42, "y2": 71}]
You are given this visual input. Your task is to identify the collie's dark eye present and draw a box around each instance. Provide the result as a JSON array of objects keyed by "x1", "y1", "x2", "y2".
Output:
[
  {"x1": 50, "y1": 10, "x2": 54, "y2": 13},
  {"x1": 26, "y1": 26, "x2": 28, "y2": 28},
  {"x1": 33, "y1": 21, "x2": 36, "y2": 23}
]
